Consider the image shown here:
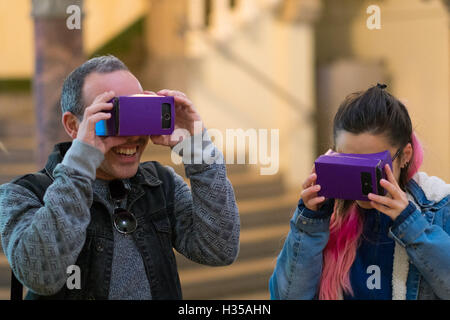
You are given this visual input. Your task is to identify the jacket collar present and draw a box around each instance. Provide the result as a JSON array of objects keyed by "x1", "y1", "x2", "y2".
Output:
[
  {"x1": 43, "y1": 142, "x2": 71, "y2": 180},
  {"x1": 44, "y1": 141, "x2": 162, "y2": 187},
  {"x1": 407, "y1": 179, "x2": 433, "y2": 208},
  {"x1": 406, "y1": 172, "x2": 449, "y2": 210}
]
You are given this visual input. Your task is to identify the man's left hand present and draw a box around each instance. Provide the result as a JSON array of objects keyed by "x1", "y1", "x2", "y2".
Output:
[{"x1": 144, "y1": 89, "x2": 204, "y2": 148}]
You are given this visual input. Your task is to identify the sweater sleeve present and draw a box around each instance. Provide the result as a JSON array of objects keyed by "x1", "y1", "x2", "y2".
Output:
[
  {"x1": 167, "y1": 129, "x2": 240, "y2": 266},
  {"x1": 0, "y1": 139, "x2": 104, "y2": 295}
]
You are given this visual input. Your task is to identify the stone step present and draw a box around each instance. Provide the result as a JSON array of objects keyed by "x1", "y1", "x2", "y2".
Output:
[
  {"x1": 176, "y1": 192, "x2": 297, "y2": 272},
  {"x1": 179, "y1": 256, "x2": 276, "y2": 300},
  {"x1": 0, "y1": 224, "x2": 288, "y2": 299},
  {"x1": 0, "y1": 93, "x2": 35, "y2": 136},
  {"x1": 0, "y1": 255, "x2": 10, "y2": 290},
  {"x1": 0, "y1": 163, "x2": 38, "y2": 181},
  {"x1": 0, "y1": 96, "x2": 34, "y2": 140},
  {"x1": 0, "y1": 192, "x2": 296, "y2": 300},
  {"x1": 0, "y1": 123, "x2": 34, "y2": 139},
  {"x1": 0, "y1": 149, "x2": 38, "y2": 164},
  {"x1": 218, "y1": 290, "x2": 270, "y2": 300},
  {"x1": 0, "y1": 253, "x2": 276, "y2": 300},
  {"x1": 239, "y1": 192, "x2": 297, "y2": 228},
  {"x1": 174, "y1": 220, "x2": 291, "y2": 298},
  {"x1": 0, "y1": 289, "x2": 9, "y2": 300},
  {"x1": 0, "y1": 136, "x2": 37, "y2": 152},
  {"x1": 175, "y1": 223, "x2": 288, "y2": 272}
]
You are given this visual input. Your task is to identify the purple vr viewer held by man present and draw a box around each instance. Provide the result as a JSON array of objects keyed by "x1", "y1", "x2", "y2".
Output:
[
  {"x1": 314, "y1": 150, "x2": 393, "y2": 201},
  {"x1": 95, "y1": 95, "x2": 175, "y2": 136}
]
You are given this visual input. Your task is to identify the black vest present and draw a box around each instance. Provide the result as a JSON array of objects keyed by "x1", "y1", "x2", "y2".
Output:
[{"x1": 10, "y1": 142, "x2": 182, "y2": 300}]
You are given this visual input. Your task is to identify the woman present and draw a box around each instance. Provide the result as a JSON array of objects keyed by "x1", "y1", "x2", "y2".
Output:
[{"x1": 269, "y1": 84, "x2": 450, "y2": 300}]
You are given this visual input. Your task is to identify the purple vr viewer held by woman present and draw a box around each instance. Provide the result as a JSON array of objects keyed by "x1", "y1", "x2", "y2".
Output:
[
  {"x1": 314, "y1": 150, "x2": 393, "y2": 201},
  {"x1": 95, "y1": 95, "x2": 175, "y2": 136}
]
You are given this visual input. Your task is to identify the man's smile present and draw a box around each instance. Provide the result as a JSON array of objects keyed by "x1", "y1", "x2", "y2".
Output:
[
  {"x1": 112, "y1": 145, "x2": 138, "y2": 156},
  {"x1": 109, "y1": 139, "x2": 148, "y2": 164}
]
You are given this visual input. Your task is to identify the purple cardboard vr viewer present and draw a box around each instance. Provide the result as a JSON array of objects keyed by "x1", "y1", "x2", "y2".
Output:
[
  {"x1": 95, "y1": 95, "x2": 175, "y2": 136},
  {"x1": 314, "y1": 150, "x2": 393, "y2": 201}
]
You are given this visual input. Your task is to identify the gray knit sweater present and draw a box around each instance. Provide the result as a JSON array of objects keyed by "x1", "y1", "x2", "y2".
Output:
[{"x1": 0, "y1": 131, "x2": 240, "y2": 298}]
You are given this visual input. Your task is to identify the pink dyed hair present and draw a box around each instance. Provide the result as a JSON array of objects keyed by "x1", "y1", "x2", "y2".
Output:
[
  {"x1": 318, "y1": 132, "x2": 423, "y2": 300},
  {"x1": 407, "y1": 133, "x2": 423, "y2": 180}
]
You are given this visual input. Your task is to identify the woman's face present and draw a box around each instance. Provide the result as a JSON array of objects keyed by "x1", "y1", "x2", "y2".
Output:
[{"x1": 334, "y1": 131, "x2": 412, "y2": 209}]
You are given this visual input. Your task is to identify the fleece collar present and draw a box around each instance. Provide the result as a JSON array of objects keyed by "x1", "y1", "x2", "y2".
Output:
[{"x1": 407, "y1": 172, "x2": 450, "y2": 207}]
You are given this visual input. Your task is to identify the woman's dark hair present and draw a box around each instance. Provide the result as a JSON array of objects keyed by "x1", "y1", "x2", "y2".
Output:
[
  {"x1": 320, "y1": 84, "x2": 423, "y2": 300},
  {"x1": 332, "y1": 84, "x2": 413, "y2": 189}
]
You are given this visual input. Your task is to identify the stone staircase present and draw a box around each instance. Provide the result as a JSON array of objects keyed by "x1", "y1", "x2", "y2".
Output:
[{"x1": 0, "y1": 92, "x2": 297, "y2": 300}]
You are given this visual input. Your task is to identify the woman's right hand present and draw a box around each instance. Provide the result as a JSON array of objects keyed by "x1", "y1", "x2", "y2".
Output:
[{"x1": 300, "y1": 166, "x2": 326, "y2": 212}]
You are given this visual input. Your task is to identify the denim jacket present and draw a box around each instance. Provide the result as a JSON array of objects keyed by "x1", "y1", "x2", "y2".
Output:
[{"x1": 269, "y1": 172, "x2": 450, "y2": 300}]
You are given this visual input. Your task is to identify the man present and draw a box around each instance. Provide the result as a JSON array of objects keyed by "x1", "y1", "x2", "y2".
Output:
[{"x1": 0, "y1": 55, "x2": 240, "y2": 299}]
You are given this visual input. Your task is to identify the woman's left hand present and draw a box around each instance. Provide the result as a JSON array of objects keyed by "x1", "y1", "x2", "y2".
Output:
[{"x1": 367, "y1": 164, "x2": 409, "y2": 220}]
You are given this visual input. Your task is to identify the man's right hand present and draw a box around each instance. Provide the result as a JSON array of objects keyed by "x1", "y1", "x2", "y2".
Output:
[{"x1": 76, "y1": 91, "x2": 119, "y2": 154}]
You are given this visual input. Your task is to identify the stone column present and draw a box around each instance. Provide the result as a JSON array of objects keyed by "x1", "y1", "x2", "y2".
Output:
[
  {"x1": 274, "y1": 0, "x2": 323, "y2": 189},
  {"x1": 277, "y1": 0, "x2": 322, "y2": 23},
  {"x1": 209, "y1": 0, "x2": 233, "y2": 40},
  {"x1": 185, "y1": 0, "x2": 207, "y2": 58},
  {"x1": 443, "y1": 0, "x2": 450, "y2": 13},
  {"x1": 235, "y1": 0, "x2": 259, "y2": 24},
  {"x1": 31, "y1": 0, "x2": 84, "y2": 167},
  {"x1": 144, "y1": 0, "x2": 189, "y2": 91}
]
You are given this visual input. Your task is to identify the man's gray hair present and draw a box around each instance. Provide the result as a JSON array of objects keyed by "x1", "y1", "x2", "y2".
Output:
[{"x1": 61, "y1": 55, "x2": 128, "y2": 118}]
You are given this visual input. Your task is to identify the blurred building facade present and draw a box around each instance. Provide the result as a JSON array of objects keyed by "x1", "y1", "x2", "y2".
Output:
[
  {"x1": 1, "y1": 0, "x2": 448, "y2": 183},
  {"x1": 315, "y1": 0, "x2": 449, "y2": 183}
]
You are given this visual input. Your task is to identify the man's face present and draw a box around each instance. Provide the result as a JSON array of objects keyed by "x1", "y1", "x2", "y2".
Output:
[{"x1": 81, "y1": 70, "x2": 150, "y2": 180}]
